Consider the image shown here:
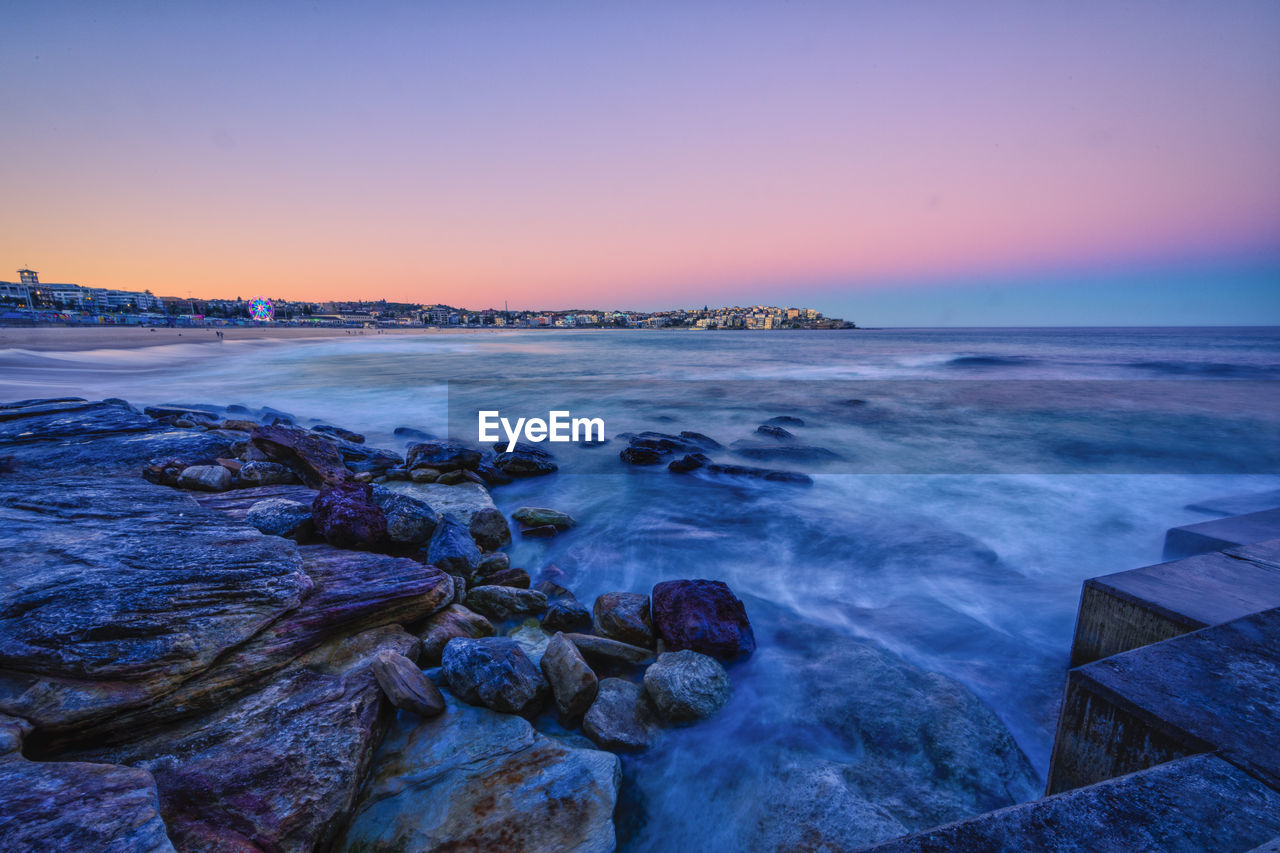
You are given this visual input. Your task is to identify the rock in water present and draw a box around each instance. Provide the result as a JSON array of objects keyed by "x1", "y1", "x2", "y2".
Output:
[
  {"x1": 541, "y1": 633, "x2": 599, "y2": 724},
  {"x1": 494, "y1": 446, "x2": 558, "y2": 477},
  {"x1": 236, "y1": 460, "x2": 296, "y2": 486},
  {"x1": 651, "y1": 579, "x2": 756, "y2": 662},
  {"x1": 176, "y1": 464, "x2": 233, "y2": 491},
  {"x1": 583, "y1": 678, "x2": 660, "y2": 752},
  {"x1": 565, "y1": 633, "x2": 656, "y2": 666},
  {"x1": 371, "y1": 651, "x2": 445, "y2": 718},
  {"x1": 250, "y1": 423, "x2": 351, "y2": 487},
  {"x1": 337, "y1": 690, "x2": 619, "y2": 853},
  {"x1": 245, "y1": 498, "x2": 312, "y2": 539},
  {"x1": 312, "y1": 481, "x2": 388, "y2": 548},
  {"x1": 426, "y1": 516, "x2": 482, "y2": 575},
  {"x1": 405, "y1": 440, "x2": 481, "y2": 472},
  {"x1": 593, "y1": 591, "x2": 654, "y2": 647},
  {"x1": 417, "y1": 604, "x2": 495, "y2": 667},
  {"x1": 512, "y1": 506, "x2": 577, "y2": 529},
  {"x1": 643, "y1": 650, "x2": 731, "y2": 722},
  {"x1": 468, "y1": 507, "x2": 511, "y2": 550},
  {"x1": 466, "y1": 585, "x2": 549, "y2": 620},
  {"x1": 442, "y1": 637, "x2": 548, "y2": 717},
  {"x1": 370, "y1": 487, "x2": 438, "y2": 546}
]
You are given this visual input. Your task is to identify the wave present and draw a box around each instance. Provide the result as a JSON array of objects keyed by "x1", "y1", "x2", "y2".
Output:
[{"x1": 945, "y1": 355, "x2": 1042, "y2": 368}]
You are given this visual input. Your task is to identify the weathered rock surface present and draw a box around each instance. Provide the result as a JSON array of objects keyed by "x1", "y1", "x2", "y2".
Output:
[
  {"x1": 176, "y1": 464, "x2": 233, "y2": 491},
  {"x1": 441, "y1": 636, "x2": 548, "y2": 717},
  {"x1": 652, "y1": 579, "x2": 756, "y2": 661},
  {"x1": 494, "y1": 445, "x2": 558, "y2": 477},
  {"x1": 236, "y1": 460, "x2": 297, "y2": 486},
  {"x1": 466, "y1": 585, "x2": 549, "y2": 620},
  {"x1": 311, "y1": 423, "x2": 365, "y2": 444},
  {"x1": 566, "y1": 633, "x2": 656, "y2": 666},
  {"x1": 469, "y1": 506, "x2": 512, "y2": 550},
  {"x1": 583, "y1": 677, "x2": 660, "y2": 752},
  {"x1": 250, "y1": 423, "x2": 350, "y2": 487},
  {"x1": 371, "y1": 650, "x2": 445, "y2": 717},
  {"x1": 312, "y1": 481, "x2": 388, "y2": 548},
  {"x1": 405, "y1": 439, "x2": 481, "y2": 472},
  {"x1": 475, "y1": 564, "x2": 531, "y2": 588},
  {"x1": 593, "y1": 591, "x2": 655, "y2": 647},
  {"x1": 417, "y1": 604, "x2": 494, "y2": 666},
  {"x1": 337, "y1": 690, "x2": 620, "y2": 853},
  {"x1": 245, "y1": 497, "x2": 312, "y2": 539},
  {"x1": 643, "y1": 649, "x2": 731, "y2": 722},
  {"x1": 426, "y1": 516, "x2": 482, "y2": 574},
  {"x1": 369, "y1": 486, "x2": 438, "y2": 546},
  {"x1": 539, "y1": 581, "x2": 593, "y2": 633},
  {"x1": 513, "y1": 506, "x2": 577, "y2": 529},
  {"x1": 542, "y1": 632, "x2": 599, "y2": 724},
  {"x1": 756, "y1": 423, "x2": 795, "y2": 439}
]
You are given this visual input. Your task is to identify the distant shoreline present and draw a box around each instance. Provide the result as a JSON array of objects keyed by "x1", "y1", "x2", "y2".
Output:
[{"x1": 0, "y1": 325, "x2": 498, "y2": 353}]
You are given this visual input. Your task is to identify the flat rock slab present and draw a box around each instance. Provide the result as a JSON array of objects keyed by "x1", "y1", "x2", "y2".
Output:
[
  {"x1": 0, "y1": 476, "x2": 311, "y2": 732},
  {"x1": 0, "y1": 753, "x2": 175, "y2": 853},
  {"x1": 195, "y1": 483, "x2": 319, "y2": 519},
  {"x1": 338, "y1": 690, "x2": 620, "y2": 853},
  {"x1": 1055, "y1": 606, "x2": 1280, "y2": 791},
  {"x1": 857, "y1": 754, "x2": 1280, "y2": 853},
  {"x1": 383, "y1": 480, "x2": 496, "y2": 524},
  {"x1": 1163, "y1": 508, "x2": 1280, "y2": 560}
]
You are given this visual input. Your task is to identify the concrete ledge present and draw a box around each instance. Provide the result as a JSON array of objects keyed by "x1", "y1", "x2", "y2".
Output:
[
  {"x1": 1163, "y1": 508, "x2": 1280, "y2": 560},
  {"x1": 1069, "y1": 550, "x2": 1280, "y2": 665},
  {"x1": 856, "y1": 754, "x2": 1280, "y2": 853},
  {"x1": 1050, "y1": 607, "x2": 1280, "y2": 794}
]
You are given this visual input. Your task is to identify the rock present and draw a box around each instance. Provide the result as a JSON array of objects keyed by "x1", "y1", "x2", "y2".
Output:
[
  {"x1": 652, "y1": 579, "x2": 756, "y2": 662},
  {"x1": 312, "y1": 423, "x2": 365, "y2": 444},
  {"x1": 756, "y1": 424, "x2": 794, "y2": 439},
  {"x1": 469, "y1": 506, "x2": 512, "y2": 550},
  {"x1": 494, "y1": 445, "x2": 558, "y2": 477},
  {"x1": 765, "y1": 415, "x2": 806, "y2": 426},
  {"x1": 405, "y1": 440, "x2": 481, "y2": 472},
  {"x1": 582, "y1": 677, "x2": 660, "y2": 752},
  {"x1": 436, "y1": 469, "x2": 468, "y2": 485},
  {"x1": 236, "y1": 460, "x2": 297, "y2": 486},
  {"x1": 370, "y1": 486, "x2": 438, "y2": 546},
  {"x1": 245, "y1": 498, "x2": 312, "y2": 539},
  {"x1": 330, "y1": 440, "x2": 402, "y2": 477},
  {"x1": 541, "y1": 633, "x2": 599, "y2": 724},
  {"x1": 393, "y1": 425, "x2": 434, "y2": 442},
  {"x1": 593, "y1": 592, "x2": 654, "y2": 647},
  {"x1": 142, "y1": 457, "x2": 192, "y2": 486},
  {"x1": 219, "y1": 418, "x2": 260, "y2": 432},
  {"x1": 678, "y1": 430, "x2": 723, "y2": 449},
  {"x1": 620, "y1": 445, "x2": 666, "y2": 465},
  {"x1": 337, "y1": 690, "x2": 619, "y2": 853},
  {"x1": 143, "y1": 403, "x2": 221, "y2": 422},
  {"x1": 383, "y1": 481, "x2": 497, "y2": 528},
  {"x1": 410, "y1": 467, "x2": 439, "y2": 482},
  {"x1": 427, "y1": 516, "x2": 482, "y2": 574},
  {"x1": 731, "y1": 442, "x2": 841, "y2": 462},
  {"x1": 512, "y1": 506, "x2": 577, "y2": 529},
  {"x1": 0, "y1": 754, "x2": 175, "y2": 853},
  {"x1": 312, "y1": 481, "x2": 388, "y2": 548},
  {"x1": 565, "y1": 633, "x2": 656, "y2": 666},
  {"x1": 475, "y1": 565, "x2": 531, "y2": 589},
  {"x1": 177, "y1": 463, "x2": 233, "y2": 491},
  {"x1": 542, "y1": 597, "x2": 592, "y2": 633},
  {"x1": 521, "y1": 523, "x2": 562, "y2": 538},
  {"x1": 643, "y1": 650, "x2": 731, "y2": 722},
  {"x1": 251, "y1": 423, "x2": 351, "y2": 487},
  {"x1": 371, "y1": 651, "x2": 445, "y2": 717},
  {"x1": 0, "y1": 713, "x2": 32, "y2": 755},
  {"x1": 476, "y1": 551, "x2": 510, "y2": 573},
  {"x1": 474, "y1": 455, "x2": 515, "y2": 486},
  {"x1": 418, "y1": 604, "x2": 495, "y2": 666},
  {"x1": 441, "y1": 637, "x2": 548, "y2": 717},
  {"x1": 507, "y1": 620, "x2": 552, "y2": 664},
  {"x1": 668, "y1": 452, "x2": 710, "y2": 472},
  {"x1": 216, "y1": 457, "x2": 243, "y2": 473},
  {"x1": 466, "y1": 585, "x2": 548, "y2": 620},
  {"x1": 352, "y1": 471, "x2": 374, "y2": 483}
]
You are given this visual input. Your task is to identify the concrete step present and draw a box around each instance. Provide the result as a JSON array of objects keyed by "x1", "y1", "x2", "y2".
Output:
[
  {"x1": 1049, "y1": 607, "x2": 1280, "y2": 794},
  {"x1": 1069, "y1": 544, "x2": 1280, "y2": 665},
  {"x1": 856, "y1": 753, "x2": 1280, "y2": 853},
  {"x1": 1163, "y1": 508, "x2": 1280, "y2": 560}
]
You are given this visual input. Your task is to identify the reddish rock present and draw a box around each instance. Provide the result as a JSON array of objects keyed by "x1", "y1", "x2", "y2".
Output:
[
  {"x1": 312, "y1": 482, "x2": 388, "y2": 549},
  {"x1": 593, "y1": 592, "x2": 654, "y2": 647},
  {"x1": 651, "y1": 579, "x2": 756, "y2": 662},
  {"x1": 251, "y1": 424, "x2": 350, "y2": 488}
]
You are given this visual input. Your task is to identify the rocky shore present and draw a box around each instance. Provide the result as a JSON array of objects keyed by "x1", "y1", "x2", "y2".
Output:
[{"x1": 0, "y1": 396, "x2": 1039, "y2": 851}]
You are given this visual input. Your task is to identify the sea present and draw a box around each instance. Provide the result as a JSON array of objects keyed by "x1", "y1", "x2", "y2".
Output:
[{"x1": 3, "y1": 325, "x2": 1279, "y2": 847}]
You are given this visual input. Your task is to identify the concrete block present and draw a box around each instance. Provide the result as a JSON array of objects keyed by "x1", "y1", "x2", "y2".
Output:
[{"x1": 1163, "y1": 508, "x2": 1280, "y2": 560}]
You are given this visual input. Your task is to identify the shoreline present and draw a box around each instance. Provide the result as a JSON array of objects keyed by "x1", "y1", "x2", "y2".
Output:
[{"x1": 0, "y1": 325, "x2": 498, "y2": 353}]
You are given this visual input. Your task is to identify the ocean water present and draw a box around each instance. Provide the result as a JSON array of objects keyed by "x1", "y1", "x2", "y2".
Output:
[{"x1": 4, "y1": 326, "x2": 1280, "y2": 846}]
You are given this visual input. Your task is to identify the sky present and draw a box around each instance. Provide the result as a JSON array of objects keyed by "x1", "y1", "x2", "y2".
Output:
[{"x1": 2, "y1": 1, "x2": 1278, "y2": 325}]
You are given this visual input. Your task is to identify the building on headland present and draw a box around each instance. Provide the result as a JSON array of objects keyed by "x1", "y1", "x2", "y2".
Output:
[{"x1": 0, "y1": 268, "x2": 161, "y2": 312}]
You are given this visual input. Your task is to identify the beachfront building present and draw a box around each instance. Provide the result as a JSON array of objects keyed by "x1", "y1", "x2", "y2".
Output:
[{"x1": 0, "y1": 268, "x2": 161, "y2": 312}]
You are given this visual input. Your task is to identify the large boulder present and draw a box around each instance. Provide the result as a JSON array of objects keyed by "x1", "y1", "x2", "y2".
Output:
[
  {"x1": 466, "y1": 586, "x2": 548, "y2": 621},
  {"x1": 565, "y1": 633, "x2": 656, "y2": 666},
  {"x1": 512, "y1": 506, "x2": 576, "y2": 529},
  {"x1": 370, "y1": 487, "x2": 438, "y2": 547},
  {"x1": 651, "y1": 579, "x2": 756, "y2": 662},
  {"x1": 441, "y1": 637, "x2": 548, "y2": 717},
  {"x1": 426, "y1": 516, "x2": 482, "y2": 574},
  {"x1": 312, "y1": 481, "x2": 388, "y2": 549},
  {"x1": 643, "y1": 650, "x2": 731, "y2": 722},
  {"x1": 337, "y1": 690, "x2": 619, "y2": 853},
  {"x1": 245, "y1": 497, "x2": 312, "y2": 539},
  {"x1": 592, "y1": 591, "x2": 654, "y2": 647},
  {"x1": 250, "y1": 423, "x2": 351, "y2": 487},
  {"x1": 371, "y1": 650, "x2": 445, "y2": 718},
  {"x1": 236, "y1": 460, "x2": 297, "y2": 486},
  {"x1": 176, "y1": 464, "x2": 232, "y2": 492},
  {"x1": 541, "y1": 633, "x2": 598, "y2": 724},
  {"x1": 468, "y1": 507, "x2": 512, "y2": 550},
  {"x1": 582, "y1": 677, "x2": 660, "y2": 752},
  {"x1": 417, "y1": 604, "x2": 494, "y2": 667},
  {"x1": 539, "y1": 581, "x2": 592, "y2": 633},
  {"x1": 405, "y1": 440, "x2": 481, "y2": 472}
]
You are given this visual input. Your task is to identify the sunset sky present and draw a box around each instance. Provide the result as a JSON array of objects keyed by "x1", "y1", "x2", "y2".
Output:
[{"x1": 2, "y1": 2, "x2": 1278, "y2": 324}]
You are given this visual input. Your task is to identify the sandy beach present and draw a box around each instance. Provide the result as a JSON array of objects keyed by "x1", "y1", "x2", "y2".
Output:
[{"x1": 0, "y1": 324, "x2": 495, "y2": 353}]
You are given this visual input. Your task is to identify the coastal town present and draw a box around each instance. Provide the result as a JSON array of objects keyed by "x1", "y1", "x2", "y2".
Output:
[{"x1": 0, "y1": 267, "x2": 854, "y2": 330}]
